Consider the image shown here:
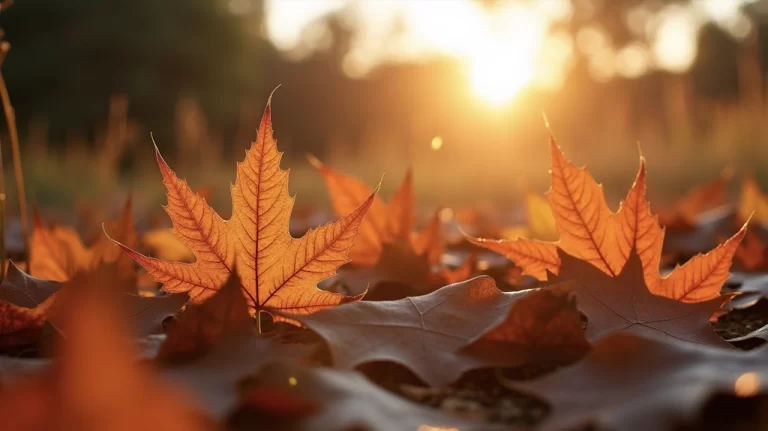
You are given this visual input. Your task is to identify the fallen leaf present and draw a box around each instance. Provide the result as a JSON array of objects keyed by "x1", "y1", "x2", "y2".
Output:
[
  {"x1": 308, "y1": 155, "x2": 394, "y2": 266},
  {"x1": 0, "y1": 262, "x2": 59, "y2": 307},
  {"x1": 658, "y1": 169, "x2": 731, "y2": 232},
  {"x1": 513, "y1": 332, "x2": 768, "y2": 431},
  {"x1": 157, "y1": 271, "x2": 252, "y2": 363},
  {"x1": 0, "y1": 259, "x2": 213, "y2": 430},
  {"x1": 311, "y1": 159, "x2": 465, "y2": 295},
  {"x1": 30, "y1": 198, "x2": 137, "y2": 287},
  {"x1": 467, "y1": 137, "x2": 747, "y2": 304},
  {"x1": 523, "y1": 189, "x2": 559, "y2": 241},
  {"x1": 725, "y1": 272, "x2": 768, "y2": 309},
  {"x1": 163, "y1": 335, "x2": 308, "y2": 418},
  {"x1": 549, "y1": 247, "x2": 731, "y2": 346},
  {"x1": 287, "y1": 276, "x2": 527, "y2": 386},
  {"x1": 499, "y1": 190, "x2": 559, "y2": 242},
  {"x1": 235, "y1": 363, "x2": 503, "y2": 431},
  {"x1": 6, "y1": 264, "x2": 189, "y2": 340},
  {"x1": 109, "y1": 98, "x2": 375, "y2": 319},
  {"x1": 733, "y1": 231, "x2": 768, "y2": 272},
  {"x1": 142, "y1": 228, "x2": 195, "y2": 262},
  {"x1": 0, "y1": 299, "x2": 54, "y2": 348},
  {"x1": 739, "y1": 174, "x2": 768, "y2": 225},
  {"x1": 460, "y1": 286, "x2": 590, "y2": 365},
  {"x1": 310, "y1": 158, "x2": 448, "y2": 266}
]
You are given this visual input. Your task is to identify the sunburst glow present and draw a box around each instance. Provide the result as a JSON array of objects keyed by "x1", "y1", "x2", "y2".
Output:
[{"x1": 467, "y1": 6, "x2": 543, "y2": 105}]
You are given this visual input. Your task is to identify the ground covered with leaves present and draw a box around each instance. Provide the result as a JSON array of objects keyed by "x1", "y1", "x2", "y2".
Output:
[{"x1": 4, "y1": 98, "x2": 768, "y2": 430}]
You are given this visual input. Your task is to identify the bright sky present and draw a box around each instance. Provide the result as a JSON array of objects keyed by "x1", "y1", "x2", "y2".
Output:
[{"x1": 258, "y1": 0, "x2": 756, "y2": 104}]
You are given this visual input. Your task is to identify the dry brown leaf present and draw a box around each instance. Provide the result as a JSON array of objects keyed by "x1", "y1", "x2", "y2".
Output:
[
  {"x1": 162, "y1": 333, "x2": 310, "y2": 419},
  {"x1": 467, "y1": 137, "x2": 746, "y2": 304},
  {"x1": 550, "y1": 247, "x2": 731, "y2": 347},
  {"x1": 460, "y1": 286, "x2": 590, "y2": 365},
  {"x1": 286, "y1": 276, "x2": 528, "y2": 387},
  {"x1": 109, "y1": 98, "x2": 374, "y2": 320},
  {"x1": 0, "y1": 264, "x2": 187, "y2": 342},
  {"x1": 157, "y1": 271, "x2": 252, "y2": 363},
  {"x1": 0, "y1": 261, "x2": 213, "y2": 430},
  {"x1": 236, "y1": 363, "x2": 504, "y2": 431},
  {"x1": 513, "y1": 332, "x2": 768, "y2": 431}
]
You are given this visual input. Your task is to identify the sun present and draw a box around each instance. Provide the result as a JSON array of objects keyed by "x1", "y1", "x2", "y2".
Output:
[{"x1": 467, "y1": 6, "x2": 543, "y2": 105}]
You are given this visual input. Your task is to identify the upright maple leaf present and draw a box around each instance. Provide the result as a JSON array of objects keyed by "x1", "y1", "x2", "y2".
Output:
[
  {"x1": 109, "y1": 98, "x2": 375, "y2": 319},
  {"x1": 467, "y1": 137, "x2": 747, "y2": 303}
]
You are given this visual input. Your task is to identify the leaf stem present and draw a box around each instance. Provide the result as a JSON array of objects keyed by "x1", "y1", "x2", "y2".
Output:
[{"x1": 0, "y1": 42, "x2": 28, "y2": 270}]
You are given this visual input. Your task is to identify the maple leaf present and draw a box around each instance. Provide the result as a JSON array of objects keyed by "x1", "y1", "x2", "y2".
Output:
[
  {"x1": 0, "y1": 263, "x2": 59, "y2": 348},
  {"x1": 109, "y1": 99, "x2": 375, "y2": 318},
  {"x1": 498, "y1": 189, "x2": 559, "y2": 242},
  {"x1": 738, "y1": 174, "x2": 768, "y2": 225},
  {"x1": 0, "y1": 262, "x2": 59, "y2": 307},
  {"x1": 309, "y1": 158, "x2": 445, "y2": 265},
  {"x1": 238, "y1": 363, "x2": 503, "y2": 431},
  {"x1": 460, "y1": 286, "x2": 590, "y2": 365},
  {"x1": 0, "y1": 258, "x2": 211, "y2": 431},
  {"x1": 163, "y1": 334, "x2": 310, "y2": 419},
  {"x1": 732, "y1": 230, "x2": 768, "y2": 272},
  {"x1": 30, "y1": 198, "x2": 137, "y2": 286},
  {"x1": 467, "y1": 137, "x2": 747, "y2": 303},
  {"x1": 1, "y1": 263, "x2": 187, "y2": 343},
  {"x1": 657, "y1": 169, "x2": 731, "y2": 232},
  {"x1": 513, "y1": 332, "x2": 768, "y2": 431},
  {"x1": 158, "y1": 271, "x2": 311, "y2": 418},
  {"x1": 310, "y1": 158, "x2": 465, "y2": 296},
  {"x1": 288, "y1": 276, "x2": 524, "y2": 386},
  {"x1": 549, "y1": 247, "x2": 731, "y2": 347},
  {"x1": 285, "y1": 276, "x2": 585, "y2": 386},
  {"x1": 156, "y1": 271, "x2": 252, "y2": 363}
]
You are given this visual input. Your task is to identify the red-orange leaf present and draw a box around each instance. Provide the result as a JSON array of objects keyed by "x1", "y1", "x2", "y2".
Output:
[
  {"x1": 467, "y1": 137, "x2": 746, "y2": 304},
  {"x1": 110, "y1": 98, "x2": 374, "y2": 319}
]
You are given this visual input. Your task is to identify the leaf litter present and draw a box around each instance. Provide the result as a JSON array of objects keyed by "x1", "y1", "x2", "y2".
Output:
[{"x1": 5, "y1": 96, "x2": 768, "y2": 430}]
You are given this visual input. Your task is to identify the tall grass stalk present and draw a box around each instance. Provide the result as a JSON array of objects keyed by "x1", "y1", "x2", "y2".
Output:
[{"x1": 0, "y1": 40, "x2": 29, "y2": 270}]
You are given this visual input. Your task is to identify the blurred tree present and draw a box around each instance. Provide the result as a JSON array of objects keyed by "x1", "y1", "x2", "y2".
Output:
[{"x1": 0, "y1": 0, "x2": 277, "y2": 145}]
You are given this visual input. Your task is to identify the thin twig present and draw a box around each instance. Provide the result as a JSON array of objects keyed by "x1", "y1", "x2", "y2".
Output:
[{"x1": 0, "y1": 41, "x2": 29, "y2": 270}]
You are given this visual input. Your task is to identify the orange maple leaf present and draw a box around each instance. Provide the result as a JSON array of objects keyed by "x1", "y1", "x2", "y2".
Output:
[
  {"x1": 467, "y1": 137, "x2": 747, "y2": 303},
  {"x1": 657, "y1": 168, "x2": 731, "y2": 232},
  {"x1": 308, "y1": 159, "x2": 449, "y2": 268},
  {"x1": 307, "y1": 158, "x2": 421, "y2": 265},
  {"x1": 738, "y1": 175, "x2": 768, "y2": 225},
  {"x1": 30, "y1": 199, "x2": 136, "y2": 285},
  {"x1": 109, "y1": 98, "x2": 375, "y2": 318}
]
